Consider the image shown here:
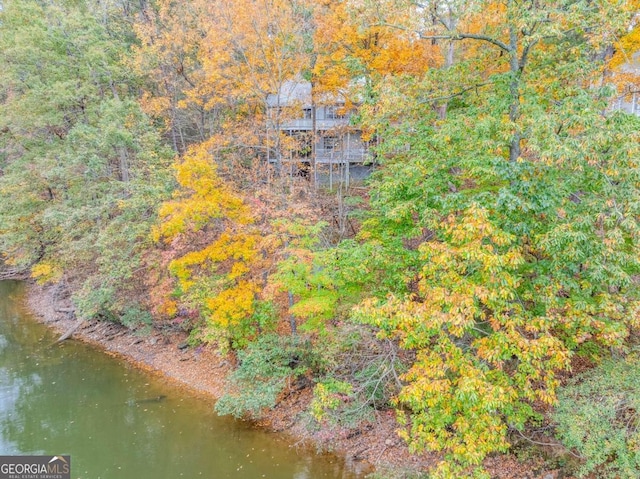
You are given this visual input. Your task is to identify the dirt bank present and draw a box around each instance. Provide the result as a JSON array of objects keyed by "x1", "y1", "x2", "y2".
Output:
[{"x1": 24, "y1": 281, "x2": 563, "y2": 479}]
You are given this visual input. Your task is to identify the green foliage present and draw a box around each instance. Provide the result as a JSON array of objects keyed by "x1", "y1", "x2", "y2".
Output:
[
  {"x1": 201, "y1": 300, "x2": 279, "y2": 351},
  {"x1": 270, "y1": 217, "x2": 417, "y2": 337},
  {"x1": 554, "y1": 355, "x2": 640, "y2": 478},
  {"x1": 268, "y1": 220, "x2": 342, "y2": 332},
  {"x1": 344, "y1": 2, "x2": 640, "y2": 477},
  {"x1": 0, "y1": 0, "x2": 173, "y2": 322},
  {"x1": 120, "y1": 306, "x2": 154, "y2": 331},
  {"x1": 311, "y1": 378, "x2": 353, "y2": 421},
  {"x1": 215, "y1": 334, "x2": 322, "y2": 418},
  {"x1": 310, "y1": 325, "x2": 406, "y2": 428}
]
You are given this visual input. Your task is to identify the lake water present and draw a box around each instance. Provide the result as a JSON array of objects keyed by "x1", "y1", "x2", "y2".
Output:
[{"x1": 0, "y1": 281, "x2": 361, "y2": 479}]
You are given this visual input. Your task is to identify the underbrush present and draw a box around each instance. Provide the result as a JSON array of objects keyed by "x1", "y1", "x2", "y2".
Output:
[{"x1": 553, "y1": 353, "x2": 640, "y2": 478}]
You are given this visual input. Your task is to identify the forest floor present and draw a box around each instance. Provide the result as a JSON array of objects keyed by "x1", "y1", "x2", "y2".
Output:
[{"x1": 25, "y1": 281, "x2": 573, "y2": 479}]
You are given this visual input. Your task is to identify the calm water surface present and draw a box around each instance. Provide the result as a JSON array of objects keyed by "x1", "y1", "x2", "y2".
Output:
[{"x1": 0, "y1": 281, "x2": 362, "y2": 479}]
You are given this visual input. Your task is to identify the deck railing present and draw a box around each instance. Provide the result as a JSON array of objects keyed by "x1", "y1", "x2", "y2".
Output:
[{"x1": 268, "y1": 117, "x2": 352, "y2": 130}]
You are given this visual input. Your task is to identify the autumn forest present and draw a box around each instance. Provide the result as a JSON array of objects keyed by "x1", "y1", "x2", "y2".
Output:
[{"x1": 1, "y1": 0, "x2": 640, "y2": 477}]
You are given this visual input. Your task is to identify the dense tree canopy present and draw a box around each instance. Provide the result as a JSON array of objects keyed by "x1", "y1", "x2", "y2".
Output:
[
  {"x1": 0, "y1": 0, "x2": 173, "y2": 319},
  {"x1": 345, "y1": 1, "x2": 640, "y2": 475}
]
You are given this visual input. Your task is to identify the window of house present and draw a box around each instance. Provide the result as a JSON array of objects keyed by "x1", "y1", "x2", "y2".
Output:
[
  {"x1": 303, "y1": 108, "x2": 312, "y2": 119},
  {"x1": 322, "y1": 136, "x2": 339, "y2": 151},
  {"x1": 325, "y1": 106, "x2": 346, "y2": 120}
]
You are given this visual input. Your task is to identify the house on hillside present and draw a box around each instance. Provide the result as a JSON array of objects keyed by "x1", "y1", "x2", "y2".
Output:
[
  {"x1": 266, "y1": 81, "x2": 374, "y2": 186},
  {"x1": 610, "y1": 52, "x2": 640, "y2": 115}
]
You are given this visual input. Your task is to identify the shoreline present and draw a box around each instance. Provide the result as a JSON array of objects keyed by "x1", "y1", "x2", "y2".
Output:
[
  {"x1": 22, "y1": 280, "x2": 424, "y2": 477},
  {"x1": 22, "y1": 280, "x2": 558, "y2": 479}
]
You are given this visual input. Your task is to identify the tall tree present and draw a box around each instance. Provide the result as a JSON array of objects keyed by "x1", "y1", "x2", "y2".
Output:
[
  {"x1": 0, "y1": 0, "x2": 173, "y2": 319},
  {"x1": 152, "y1": 141, "x2": 270, "y2": 349},
  {"x1": 346, "y1": 1, "x2": 640, "y2": 477}
]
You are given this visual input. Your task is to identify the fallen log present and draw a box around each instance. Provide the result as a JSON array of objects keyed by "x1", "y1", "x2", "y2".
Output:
[
  {"x1": 0, "y1": 268, "x2": 30, "y2": 280},
  {"x1": 54, "y1": 307, "x2": 76, "y2": 313},
  {"x1": 52, "y1": 320, "x2": 86, "y2": 345}
]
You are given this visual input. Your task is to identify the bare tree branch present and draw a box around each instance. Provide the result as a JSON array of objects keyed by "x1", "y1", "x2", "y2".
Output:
[{"x1": 374, "y1": 20, "x2": 512, "y2": 52}]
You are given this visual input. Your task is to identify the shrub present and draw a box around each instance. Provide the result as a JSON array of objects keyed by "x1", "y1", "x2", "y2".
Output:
[
  {"x1": 120, "y1": 305, "x2": 153, "y2": 331},
  {"x1": 554, "y1": 354, "x2": 640, "y2": 478},
  {"x1": 310, "y1": 325, "x2": 407, "y2": 427},
  {"x1": 215, "y1": 333, "x2": 322, "y2": 418}
]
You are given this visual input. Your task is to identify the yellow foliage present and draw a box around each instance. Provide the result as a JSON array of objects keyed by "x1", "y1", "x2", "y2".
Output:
[
  {"x1": 169, "y1": 231, "x2": 259, "y2": 291},
  {"x1": 207, "y1": 280, "x2": 258, "y2": 328},
  {"x1": 313, "y1": 0, "x2": 438, "y2": 97},
  {"x1": 355, "y1": 205, "x2": 573, "y2": 472},
  {"x1": 30, "y1": 262, "x2": 63, "y2": 285},
  {"x1": 611, "y1": 22, "x2": 640, "y2": 70},
  {"x1": 153, "y1": 145, "x2": 252, "y2": 243},
  {"x1": 161, "y1": 299, "x2": 178, "y2": 317},
  {"x1": 153, "y1": 142, "x2": 263, "y2": 347}
]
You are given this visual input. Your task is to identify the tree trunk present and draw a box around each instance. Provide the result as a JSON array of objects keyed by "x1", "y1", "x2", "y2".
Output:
[
  {"x1": 311, "y1": 81, "x2": 317, "y2": 188},
  {"x1": 288, "y1": 291, "x2": 297, "y2": 335},
  {"x1": 118, "y1": 146, "x2": 130, "y2": 183},
  {"x1": 508, "y1": 25, "x2": 521, "y2": 163},
  {"x1": 52, "y1": 319, "x2": 85, "y2": 345}
]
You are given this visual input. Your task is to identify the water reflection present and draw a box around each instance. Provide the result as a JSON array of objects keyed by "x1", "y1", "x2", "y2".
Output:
[{"x1": 0, "y1": 281, "x2": 360, "y2": 478}]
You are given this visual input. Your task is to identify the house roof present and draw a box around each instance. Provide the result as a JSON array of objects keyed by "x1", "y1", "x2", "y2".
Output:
[
  {"x1": 620, "y1": 51, "x2": 640, "y2": 74},
  {"x1": 266, "y1": 80, "x2": 351, "y2": 108},
  {"x1": 266, "y1": 81, "x2": 312, "y2": 108}
]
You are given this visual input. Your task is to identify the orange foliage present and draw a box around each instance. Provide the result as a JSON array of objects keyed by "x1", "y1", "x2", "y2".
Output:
[{"x1": 313, "y1": 0, "x2": 438, "y2": 99}]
